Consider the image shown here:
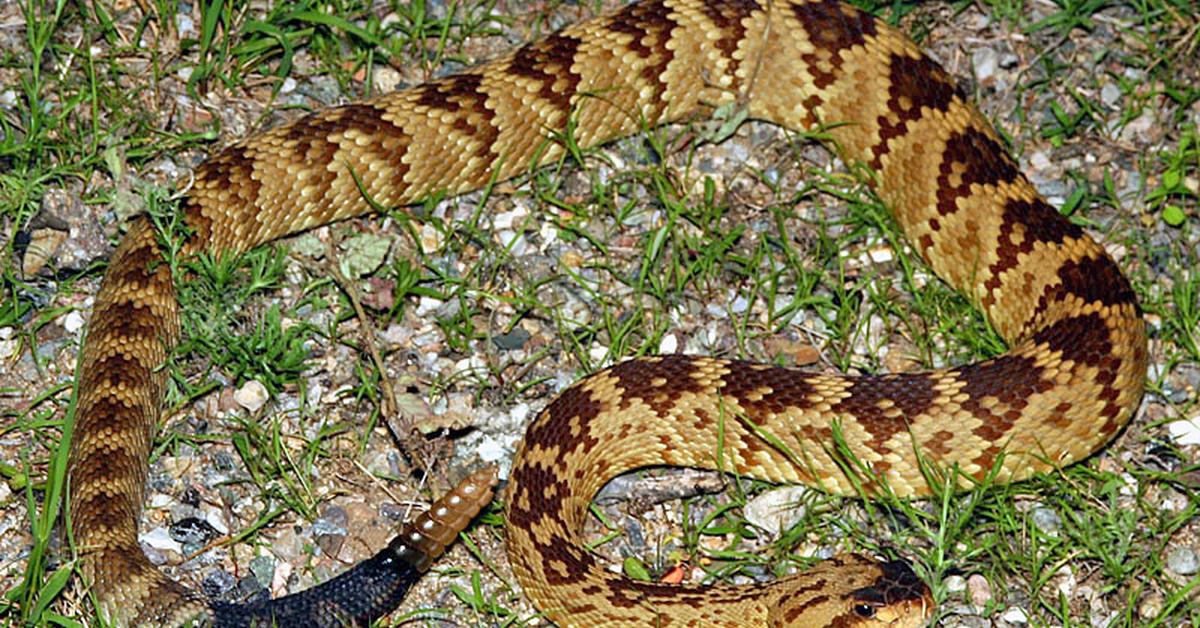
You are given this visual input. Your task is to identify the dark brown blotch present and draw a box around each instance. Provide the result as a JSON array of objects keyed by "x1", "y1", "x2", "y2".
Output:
[
  {"x1": 78, "y1": 351, "x2": 154, "y2": 395},
  {"x1": 983, "y1": 198, "x2": 1086, "y2": 307},
  {"x1": 523, "y1": 384, "x2": 602, "y2": 460},
  {"x1": 604, "y1": 0, "x2": 678, "y2": 103},
  {"x1": 1050, "y1": 254, "x2": 1137, "y2": 310},
  {"x1": 507, "y1": 33, "x2": 584, "y2": 116},
  {"x1": 414, "y1": 73, "x2": 498, "y2": 169},
  {"x1": 609, "y1": 356, "x2": 708, "y2": 417},
  {"x1": 829, "y1": 373, "x2": 937, "y2": 456},
  {"x1": 871, "y1": 53, "x2": 960, "y2": 168},
  {"x1": 791, "y1": 0, "x2": 879, "y2": 88},
  {"x1": 105, "y1": 239, "x2": 167, "y2": 292},
  {"x1": 1030, "y1": 311, "x2": 1113, "y2": 371},
  {"x1": 414, "y1": 73, "x2": 486, "y2": 111},
  {"x1": 87, "y1": 301, "x2": 163, "y2": 347},
  {"x1": 935, "y1": 128, "x2": 1020, "y2": 216},
  {"x1": 193, "y1": 143, "x2": 260, "y2": 216},
  {"x1": 716, "y1": 360, "x2": 816, "y2": 422},
  {"x1": 700, "y1": 0, "x2": 761, "y2": 80},
  {"x1": 956, "y1": 354, "x2": 1052, "y2": 442}
]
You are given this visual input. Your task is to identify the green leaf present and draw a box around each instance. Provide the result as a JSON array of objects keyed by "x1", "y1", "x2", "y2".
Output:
[
  {"x1": 338, "y1": 233, "x2": 391, "y2": 279},
  {"x1": 1163, "y1": 204, "x2": 1186, "y2": 227},
  {"x1": 622, "y1": 556, "x2": 652, "y2": 581},
  {"x1": 1163, "y1": 168, "x2": 1181, "y2": 191}
]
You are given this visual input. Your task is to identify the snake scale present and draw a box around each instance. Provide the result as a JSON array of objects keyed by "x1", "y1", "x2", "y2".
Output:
[{"x1": 67, "y1": 0, "x2": 1148, "y2": 625}]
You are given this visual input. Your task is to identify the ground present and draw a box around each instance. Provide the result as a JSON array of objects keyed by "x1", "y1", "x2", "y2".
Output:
[{"x1": 0, "y1": 0, "x2": 1198, "y2": 626}]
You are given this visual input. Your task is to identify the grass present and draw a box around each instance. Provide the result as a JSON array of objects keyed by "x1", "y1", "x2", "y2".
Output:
[{"x1": 0, "y1": 0, "x2": 1197, "y2": 626}]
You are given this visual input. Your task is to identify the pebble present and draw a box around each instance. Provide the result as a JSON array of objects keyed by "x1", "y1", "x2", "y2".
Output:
[
  {"x1": 659, "y1": 333, "x2": 678, "y2": 354},
  {"x1": 201, "y1": 569, "x2": 236, "y2": 599},
  {"x1": 233, "y1": 380, "x2": 269, "y2": 413},
  {"x1": 1167, "y1": 413, "x2": 1200, "y2": 446},
  {"x1": 1000, "y1": 607, "x2": 1028, "y2": 624},
  {"x1": 1166, "y1": 546, "x2": 1199, "y2": 575},
  {"x1": 372, "y1": 66, "x2": 402, "y2": 93},
  {"x1": 1138, "y1": 592, "x2": 1164, "y2": 621},
  {"x1": 62, "y1": 310, "x2": 86, "y2": 334},
  {"x1": 1120, "y1": 111, "x2": 1158, "y2": 144},
  {"x1": 476, "y1": 435, "x2": 514, "y2": 464},
  {"x1": 170, "y1": 517, "x2": 220, "y2": 546},
  {"x1": 1100, "y1": 83, "x2": 1122, "y2": 107},
  {"x1": 743, "y1": 486, "x2": 811, "y2": 535},
  {"x1": 1029, "y1": 505, "x2": 1061, "y2": 535},
  {"x1": 250, "y1": 555, "x2": 276, "y2": 589},
  {"x1": 967, "y1": 573, "x2": 993, "y2": 608},
  {"x1": 944, "y1": 574, "x2": 966, "y2": 593},
  {"x1": 141, "y1": 526, "x2": 182, "y2": 554},
  {"x1": 973, "y1": 47, "x2": 999, "y2": 83},
  {"x1": 493, "y1": 327, "x2": 531, "y2": 350},
  {"x1": 313, "y1": 505, "x2": 348, "y2": 557}
]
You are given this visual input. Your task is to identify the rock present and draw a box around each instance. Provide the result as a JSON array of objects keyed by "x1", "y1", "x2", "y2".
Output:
[
  {"x1": 944, "y1": 574, "x2": 967, "y2": 593},
  {"x1": 170, "y1": 516, "x2": 220, "y2": 546},
  {"x1": 1000, "y1": 607, "x2": 1028, "y2": 624},
  {"x1": 201, "y1": 569, "x2": 237, "y2": 599},
  {"x1": 1167, "y1": 546, "x2": 1199, "y2": 575},
  {"x1": 744, "y1": 486, "x2": 811, "y2": 535},
  {"x1": 313, "y1": 505, "x2": 349, "y2": 558},
  {"x1": 141, "y1": 526, "x2": 182, "y2": 554},
  {"x1": 1167, "y1": 412, "x2": 1200, "y2": 446},
  {"x1": 1101, "y1": 83, "x2": 1122, "y2": 107},
  {"x1": 233, "y1": 380, "x2": 269, "y2": 413},
  {"x1": 967, "y1": 573, "x2": 992, "y2": 608},
  {"x1": 1138, "y1": 592, "x2": 1164, "y2": 621},
  {"x1": 249, "y1": 555, "x2": 276, "y2": 589},
  {"x1": 973, "y1": 47, "x2": 999, "y2": 84},
  {"x1": 1030, "y1": 505, "x2": 1061, "y2": 535},
  {"x1": 493, "y1": 327, "x2": 531, "y2": 350}
]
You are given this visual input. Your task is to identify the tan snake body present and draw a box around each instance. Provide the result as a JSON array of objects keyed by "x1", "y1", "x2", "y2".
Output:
[{"x1": 68, "y1": 0, "x2": 1147, "y2": 625}]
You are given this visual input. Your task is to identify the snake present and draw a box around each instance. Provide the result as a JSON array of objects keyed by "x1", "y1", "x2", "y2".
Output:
[{"x1": 66, "y1": 0, "x2": 1149, "y2": 625}]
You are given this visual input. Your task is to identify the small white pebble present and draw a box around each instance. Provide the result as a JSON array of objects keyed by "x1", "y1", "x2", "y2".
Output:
[
  {"x1": 659, "y1": 333, "x2": 678, "y2": 354},
  {"x1": 1000, "y1": 607, "x2": 1028, "y2": 624},
  {"x1": 1168, "y1": 413, "x2": 1200, "y2": 446},
  {"x1": 1029, "y1": 150, "x2": 1053, "y2": 171},
  {"x1": 140, "y1": 527, "x2": 182, "y2": 553},
  {"x1": 233, "y1": 380, "x2": 269, "y2": 413},
  {"x1": 63, "y1": 310, "x2": 86, "y2": 334},
  {"x1": 944, "y1": 574, "x2": 966, "y2": 593}
]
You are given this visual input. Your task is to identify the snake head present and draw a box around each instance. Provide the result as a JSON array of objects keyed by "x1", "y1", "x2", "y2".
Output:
[{"x1": 843, "y1": 559, "x2": 934, "y2": 627}]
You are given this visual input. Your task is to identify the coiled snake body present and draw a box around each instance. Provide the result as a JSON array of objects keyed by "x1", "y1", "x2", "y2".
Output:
[{"x1": 68, "y1": 0, "x2": 1147, "y2": 625}]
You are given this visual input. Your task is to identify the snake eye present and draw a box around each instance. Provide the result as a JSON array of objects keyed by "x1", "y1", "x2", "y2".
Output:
[{"x1": 853, "y1": 603, "x2": 876, "y2": 618}]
